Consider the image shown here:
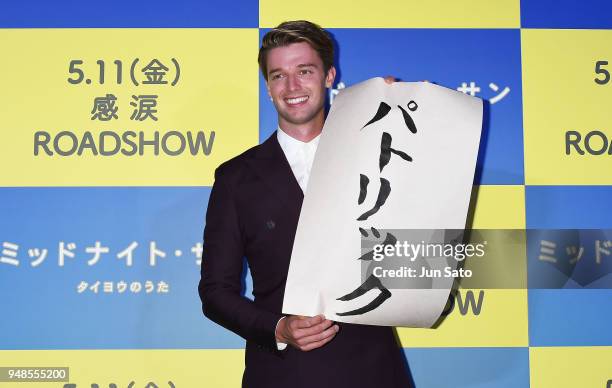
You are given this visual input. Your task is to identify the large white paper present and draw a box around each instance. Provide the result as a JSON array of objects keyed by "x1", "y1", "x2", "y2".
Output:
[{"x1": 282, "y1": 78, "x2": 483, "y2": 327}]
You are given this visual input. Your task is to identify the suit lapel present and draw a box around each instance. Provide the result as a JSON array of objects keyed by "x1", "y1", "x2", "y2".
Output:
[{"x1": 246, "y1": 131, "x2": 304, "y2": 214}]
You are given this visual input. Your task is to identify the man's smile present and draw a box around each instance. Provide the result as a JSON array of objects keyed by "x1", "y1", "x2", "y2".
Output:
[{"x1": 284, "y1": 95, "x2": 309, "y2": 106}]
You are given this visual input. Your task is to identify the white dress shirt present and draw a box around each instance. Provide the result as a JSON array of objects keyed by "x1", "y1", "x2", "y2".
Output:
[
  {"x1": 274, "y1": 127, "x2": 321, "y2": 350},
  {"x1": 276, "y1": 127, "x2": 321, "y2": 193}
]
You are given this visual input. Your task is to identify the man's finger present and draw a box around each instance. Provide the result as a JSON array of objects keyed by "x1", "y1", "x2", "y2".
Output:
[
  {"x1": 294, "y1": 314, "x2": 324, "y2": 329},
  {"x1": 383, "y1": 75, "x2": 396, "y2": 84},
  {"x1": 294, "y1": 319, "x2": 333, "y2": 339},
  {"x1": 299, "y1": 326, "x2": 339, "y2": 351},
  {"x1": 296, "y1": 324, "x2": 339, "y2": 347}
]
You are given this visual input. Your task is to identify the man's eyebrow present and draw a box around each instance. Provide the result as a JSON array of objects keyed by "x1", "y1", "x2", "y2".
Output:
[
  {"x1": 268, "y1": 63, "x2": 320, "y2": 76},
  {"x1": 268, "y1": 67, "x2": 282, "y2": 76}
]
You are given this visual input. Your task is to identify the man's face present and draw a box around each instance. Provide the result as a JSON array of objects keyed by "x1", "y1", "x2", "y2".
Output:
[{"x1": 265, "y1": 42, "x2": 336, "y2": 128}]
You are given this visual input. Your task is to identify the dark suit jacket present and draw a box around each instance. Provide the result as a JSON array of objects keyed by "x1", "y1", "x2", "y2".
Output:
[{"x1": 199, "y1": 132, "x2": 413, "y2": 388}]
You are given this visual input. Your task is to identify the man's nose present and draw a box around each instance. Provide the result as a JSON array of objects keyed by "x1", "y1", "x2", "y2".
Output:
[{"x1": 286, "y1": 74, "x2": 300, "y2": 91}]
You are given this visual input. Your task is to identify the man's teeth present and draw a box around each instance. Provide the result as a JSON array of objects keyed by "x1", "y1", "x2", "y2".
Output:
[{"x1": 285, "y1": 96, "x2": 308, "y2": 105}]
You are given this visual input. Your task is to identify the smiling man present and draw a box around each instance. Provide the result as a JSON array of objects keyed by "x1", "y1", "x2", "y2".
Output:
[
  {"x1": 199, "y1": 20, "x2": 413, "y2": 388},
  {"x1": 264, "y1": 39, "x2": 334, "y2": 142}
]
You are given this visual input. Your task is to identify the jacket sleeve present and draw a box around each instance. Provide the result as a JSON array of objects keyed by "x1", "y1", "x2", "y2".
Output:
[{"x1": 198, "y1": 166, "x2": 283, "y2": 352}]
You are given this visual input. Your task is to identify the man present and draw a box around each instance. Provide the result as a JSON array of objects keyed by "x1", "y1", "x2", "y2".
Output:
[{"x1": 199, "y1": 20, "x2": 413, "y2": 387}]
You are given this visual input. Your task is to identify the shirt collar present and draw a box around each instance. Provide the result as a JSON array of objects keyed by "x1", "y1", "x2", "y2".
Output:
[{"x1": 277, "y1": 127, "x2": 321, "y2": 152}]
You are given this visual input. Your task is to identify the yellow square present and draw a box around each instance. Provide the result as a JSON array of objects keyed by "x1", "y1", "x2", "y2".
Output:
[
  {"x1": 529, "y1": 346, "x2": 612, "y2": 388},
  {"x1": 397, "y1": 185, "x2": 527, "y2": 347},
  {"x1": 0, "y1": 29, "x2": 259, "y2": 186},
  {"x1": 0, "y1": 349, "x2": 245, "y2": 387},
  {"x1": 260, "y1": 0, "x2": 520, "y2": 28},
  {"x1": 397, "y1": 289, "x2": 528, "y2": 347},
  {"x1": 470, "y1": 185, "x2": 525, "y2": 229},
  {"x1": 522, "y1": 29, "x2": 612, "y2": 185}
]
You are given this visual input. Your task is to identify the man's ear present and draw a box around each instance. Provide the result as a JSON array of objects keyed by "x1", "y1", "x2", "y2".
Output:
[{"x1": 325, "y1": 66, "x2": 336, "y2": 88}]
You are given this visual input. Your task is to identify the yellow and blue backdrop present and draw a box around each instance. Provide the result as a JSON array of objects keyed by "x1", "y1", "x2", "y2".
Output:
[{"x1": 1, "y1": 1, "x2": 611, "y2": 387}]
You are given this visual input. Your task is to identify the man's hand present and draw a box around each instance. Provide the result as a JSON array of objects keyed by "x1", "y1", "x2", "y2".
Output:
[
  {"x1": 275, "y1": 314, "x2": 339, "y2": 351},
  {"x1": 384, "y1": 76, "x2": 429, "y2": 84}
]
